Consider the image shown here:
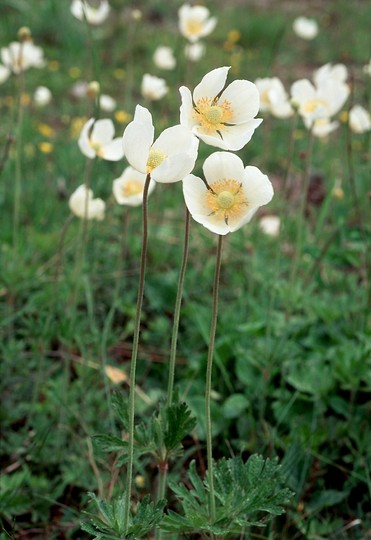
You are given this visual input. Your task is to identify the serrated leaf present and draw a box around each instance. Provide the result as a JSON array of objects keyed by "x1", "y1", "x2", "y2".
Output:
[
  {"x1": 164, "y1": 402, "x2": 196, "y2": 451},
  {"x1": 111, "y1": 392, "x2": 129, "y2": 429},
  {"x1": 93, "y1": 434, "x2": 128, "y2": 453}
]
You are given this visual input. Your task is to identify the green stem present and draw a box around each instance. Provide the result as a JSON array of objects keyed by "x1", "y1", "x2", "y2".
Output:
[
  {"x1": 123, "y1": 173, "x2": 151, "y2": 534},
  {"x1": 205, "y1": 234, "x2": 223, "y2": 526},
  {"x1": 13, "y1": 57, "x2": 25, "y2": 248},
  {"x1": 166, "y1": 207, "x2": 190, "y2": 408}
]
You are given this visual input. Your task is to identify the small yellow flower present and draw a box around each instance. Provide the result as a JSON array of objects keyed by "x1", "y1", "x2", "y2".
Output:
[
  {"x1": 38, "y1": 142, "x2": 54, "y2": 154},
  {"x1": 37, "y1": 123, "x2": 55, "y2": 138},
  {"x1": 69, "y1": 66, "x2": 81, "y2": 78},
  {"x1": 114, "y1": 110, "x2": 132, "y2": 124},
  {"x1": 48, "y1": 60, "x2": 60, "y2": 71},
  {"x1": 113, "y1": 68, "x2": 125, "y2": 80}
]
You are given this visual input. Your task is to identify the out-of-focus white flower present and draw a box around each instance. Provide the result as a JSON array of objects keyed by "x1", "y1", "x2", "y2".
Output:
[
  {"x1": 34, "y1": 86, "x2": 52, "y2": 106},
  {"x1": 313, "y1": 63, "x2": 348, "y2": 86},
  {"x1": 70, "y1": 0, "x2": 110, "y2": 25},
  {"x1": 0, "y1": 64, "x2": 10, "y2": 83},
  {"x1": 180, "y1": 66, "x2": 262, "y2": 151},
  {"x1": 304, "y1": 116, "x2": 339, "y2": 138},
  {"x1": 69, "y1": 185, "x2": 105, "y2": 220},
  {"x1": 178, "y1": 4, "x2": 217, "y2": 43},
  {"x1": 255, "y1": 77, "x2": 293, "y2": 118},
  {"x1": 113, "y1": 166, "x2": 156, "y2": 206},
  {"x1": 259, "y1": 215, "x2": 281, "y2": 237},
  {"x1": 122, "y1": 105, "x2": 199, "y2": 183},
  {"x1": 293, "y1": 16, "x2": 318, "y2": 40},
  {"x1": 99, "y1": 94, "x2": 116, "y2": 112},
  {"x1": 78, "y1": 118, "x2": 124, "y2": 161},
  {"x1": 183, "y1": 152, "x2": 273, "y2": 235},
  {"x1": 1, "y1": 41, "x2": 45, "y2": 73},
  {"x1": 349, "y1": 105, "x2": 371, "y2": 134},
  {"x1": 184, "y1": 42, "x2": 205, "y2": 62},
  {"x1": 291, "y1": 78, "x2": 349, "y2": 124},
  {"x1": 153, "y1": 46, "x2": 176, "y2": 70},
  {"x1": 363, "y1": 59, "x2": 371, "y2": 76},
  {"x1": 141, "y1": 74, "x2": 168, "y2": 101}
]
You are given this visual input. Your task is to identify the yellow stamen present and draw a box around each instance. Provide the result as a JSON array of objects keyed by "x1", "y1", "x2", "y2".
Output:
[
  {"x1": 146, "y1": 147, "x2": 167, "y2": 173},
  {"x1": 186, "y1": 19, "x2": 203, "y2": 36},
  {"x1": 193, "y1": 97, "x2": 233, "y2": 134},
  {"x1": 122, "y1": 180, "x2": 143, "y2": 197},
  {"x1": 303, "y1": 98, "x2": 327, "y2": 115},
  {"x1": 205, "y1": 178, "x2": 248, "y2": 225}
]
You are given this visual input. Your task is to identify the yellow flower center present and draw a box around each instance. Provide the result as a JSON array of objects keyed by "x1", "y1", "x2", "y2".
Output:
[
  {"x1": 146, "y1": 147, "x2": 167, "y2": 173},
  {"x1": 205, "y1": 178, "x2": 248, "y2": 225},
  {"x1": 122, "y1": 180, "x2": 143, "y2": 197},
  {"x1": 303, "y1": 98, "x2": 327, "y2": 115},
  {"x1": 193, "y1": 97, "x2": 233, "y2": 134},
  {"x1": 186, "y1": 19, "x2": 203, "y2": 36},
  {"x1": 90, "y1": 140, "x2": 104, "y2": 158}
]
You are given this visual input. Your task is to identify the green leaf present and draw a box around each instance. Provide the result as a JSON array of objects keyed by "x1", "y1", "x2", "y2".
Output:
[
  {"x1": 164, "y1": 401, "x2": 196, "y2": 452},
  {"x1": 222, "y1": 394, "x2": 250, "y2": 419},
  {"x1": 93, "y1": 434, "x2": 128, "y2": 453}
]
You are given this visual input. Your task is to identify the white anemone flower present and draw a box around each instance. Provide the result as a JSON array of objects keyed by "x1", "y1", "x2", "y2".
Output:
[
  {"x1": 69, "y1": 185, "x2": 105, "y2": 220},
  {"x1": 0, "y1": 64, "x2": 10, "y2": 83},
  {"x1": 180, "y1": 66, "x2": 262, "y2": 151},
  {"x1": 304, "y1": 116, "x2": 339, "y2": 138},
  {"x1": 78, "y1": 118, "x2": 124, "y2": 161},
  {"x1": 1, "y1": 41, "x2": 45, "y2": 74},
  {"x1": 113, "y1": 167, "x2": 156, "y2": 206},
  {"x1": 141, "y1": 74, "x2": 168, "y2": 101},
  {"x1": 153, "y1": 46, "x2": 176, "y2": 70},
  {"x1": 313, "y1": 63, "x2": 348, "y2": 86},
  {"x1": 178, "y1": 4, "x2": 217, "y2": 43},
  {"x1": 34, "y1": 86, "x2": 52, "y2": 106},
  {"x1": 99, "y1": 94, "x2": 117, "y2": 112},
  {"x1": 184, "y1": 42, "x2": 205, "y2": 62},
  {"x1": 70, "y1": 0, "x2": 110, "y2": 25},
  {"x1": 183, "y1": 152, "x2": 273, "y2": 235},
  {"x1": 255, "y1": 77, "x2": 293, "y2": 118},
  {"x1": 291, "y1": 78, "x2": 349, "y2": 124},
  {"x1": 122, "y1": 105, "x2": 199, "y2": 183},
  {"x1": 259, "y1": 215, "x2": 281, "y2": 237},
  {"x1": 349, "y1": 105, "x2": 371, "y2": 134},
  {"x1": 292, "y1": 17, "x2": 318, "y2": 40}
]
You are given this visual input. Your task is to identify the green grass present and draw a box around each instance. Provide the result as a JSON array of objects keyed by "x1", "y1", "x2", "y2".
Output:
[{"x1": 1, "y1": 0, "x2": 370, "y2": 538}]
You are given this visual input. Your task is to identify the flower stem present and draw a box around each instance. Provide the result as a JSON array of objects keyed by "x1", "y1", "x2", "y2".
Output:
[
  {"x1": 13, "y1": 60, "x2": 25, "y2": 248},
  {"x1": 206, "y1": 234, "x2": 223, "y2": 526},
  {"x1": 123, "y1": 173, "x2": 151, "y2": 535}
]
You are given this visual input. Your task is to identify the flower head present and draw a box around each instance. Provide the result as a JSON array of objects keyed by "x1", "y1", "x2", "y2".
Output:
[
  {"x1": 153, "y1": 46, "x2": 176, "y2": 70},
  {"x1": 313, "y1": 63, "x2": 348, "y2": 87},
  {"x1": 34, "y1": 86, "x2": 52, "y2": 106},
  {"x1": 180, "y1": 66, "x2": 262, "y2": 150},
  {"x1": 141, "y1": 74, "x2": 168, "y2": 101},
  {"x1": 183, "y1": 152, "x2": 273, "y2": 235},
  {"x1": 292, "y1": 16, "x2": 318, "y2": 40},
  {"x1": 122, "y1": 105, "x2": 199, "y2": 183},
  {"x1": 0, "y1": 64, "x2": 10, "y2": 84},
  {"x1": 113, "y1": 167, "x2": 156, "y2": 206},
  {"x1": 349, "y1": 105, "x2": 371, "y2": 134},
  {"x1": 78, "y1": 118, "x2": 124, "y2": 161},
  {"x1": 69, "y1": 185, "x2": 105, "y2": 220},
  {"x1": 70, "y1": 0, "x2": 110, "y2": 25},
  {"x1": 1, "y1": 41, "x2": 45, "y2": 74},
  {"x1": 184, "y1": 42, "x2": 205, "y2": 62},
  {"x1": 255, "y1": 77, "x2": 293, "y2": 118},
  {"x1": 178, "y1": 4, "x2": 217, "y2": 43}
]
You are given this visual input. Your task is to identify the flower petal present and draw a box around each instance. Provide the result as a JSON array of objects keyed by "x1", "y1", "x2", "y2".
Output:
[
  {"x1": 78, "y1": 117, "x2": 95, "y2": 158},
  {"x1": 179, "y1": 86, "x2": 195, "y2": 129},
  {"x1": 152, "y1": 152, "x2": 197, "y2": 183},
  {"x1": 192, "y1": 126, "x2": 229, "y2": 149},
  {"x1": 101, "y1": 137, "x2": 124, "y2": 161},
  {"x1": 219, "y1": 79, "x2": 260, "y2": 124},
  {"x1": 219, "y1": 118, "x2": 263, "y2": 151},
  {"x1": 154, "y1": 124, "x2": 198, "y2": 156},
  {"x1": 91, "y1": 118, "x2": 115, "y2": 146},
  {"x1": 203, "y1": 151, "x2": 245, "y2": 184},
  {"x1": 193, "y1": 66, "x2": 230, "y2": 103},
  {"x1": 122, "y1": 105, "x2": 154, "y2": 173},
  {"x1": 242, "y1": 166, "x2": 274, "y2": 207}
]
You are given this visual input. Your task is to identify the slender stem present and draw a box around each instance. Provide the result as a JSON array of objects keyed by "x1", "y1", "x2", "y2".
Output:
[
  {"x1": 166, "y1": 208, "x2": 190, "y2": 408},
  {"x1": 13, "y1": 56, "x2": 25, "y2": 248},
  {"x1": 205, "y1": 234, "x2": 223, "y2": 526},
  {"x1": 123, "y1": 173, "x2": 151, "y2": 534}
]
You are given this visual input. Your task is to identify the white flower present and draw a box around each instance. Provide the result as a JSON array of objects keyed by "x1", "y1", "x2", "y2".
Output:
[
  {"x1": 34, "y1": 86, "x2": 52, "y2": 106},
  {"x1": 141, "y1": 74, "x2": 168, "y2": 101},
  {"x1": 255, "y1": 77, "x2": 293, "y2": 118},
  {"x1": 178, "y1": 4, "x2": 217, "y2": 43},
  {"x1": 184, "y1": 42, "x2": 205, "y2": 62},
  {"x1": 0, "y1": 64, "x2": 10, "y2": 83},
  {"x1": 363, "y1": 59, "x2": 371, "y2": 77},
  {"x1": 69, "y1": 185, "x2": 105, "y2": 220},
  {"x1": 183, "y1": 152, "x2": 273, "y2": 235},
  {"x1": 122, "y1": 105, "x2": 199, "y2": 183},
  {"x1": 1, "y1": 41, "x2": 45, "y2": 74},
  {"x1": 180, "y1": 66, "x2": 262, "y2": 151},
  {"x1": 349, "y1": 105, "x2": 371, "y2": 134},
  {"x1": 113, "y1": 167, "x2": 156, "y2": 206},
  {"x1": 304, "y1": 116, "x2": 339, "y2": 138},
  {"x1": 313, "y1": 63, "x2": 348, "y2": 86},
  {"x1": 293, "y1": 16, "x2": 318, "y2": 40},
  {"x1": 99, "y1": 94, "x2": 117, "y2": 112},
  {"x1": 259, "y1": 215, "x2": 280, "y2": 237},
  {"x1": 70, "y1": 0, "x2": 110, "y2": 25},
  {"x1": 78, "y1": 118, "x2": 124, "y2": 161},
  {"x1": 153, "y1": 46, "x2": 176, "y2": 70},
  {"x1": 291, "y1": 78, "x2": 349, "y2": 124}
]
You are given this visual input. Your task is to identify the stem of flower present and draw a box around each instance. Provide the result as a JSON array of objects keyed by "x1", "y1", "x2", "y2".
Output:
[
  {"x1": 13, "y1": 58, "x2": 25, "y2": 248},
  {"x1": 123, "y1": 173, "x2": 151, "y2": 535},
  {"x1": 206, "y1": 234, "x2": 223, "y2": 526}
]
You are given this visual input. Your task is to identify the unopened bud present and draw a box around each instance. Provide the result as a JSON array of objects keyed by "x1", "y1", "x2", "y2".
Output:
[
  {"x1": 86, "y1": 81, "x2": 100, "y2": 99},
  {"x1": 17, "y1": 26, "x2": 32, "y2": 42}
]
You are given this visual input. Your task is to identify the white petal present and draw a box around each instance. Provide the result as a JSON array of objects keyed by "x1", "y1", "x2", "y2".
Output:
[
  {"x1": 203, "y1": 152, "x2": 245, "y2": 184},
  {"x1": 154, "y1": 124, "x2": 198, "y2": 156},
  {"x1": 122, "y1": 105, "x2": 154, "y2": 173},
  {"x1": 0, "y1": 64, "x2": 10, "y2": 84},
  {"x1": 219, "y1": 118, "x2": 263, "y2": 151},
  {"x1": 193, "y1": 66, "x2": 230, "y2": 103},
  {"x1": 91, "y1": 118, "x2": 115, "y2": 146},
  {"x1": 199, "y1": 17, "x2": 217, "y2": 38},
  {"x1": 78, "y1": 117, "x2": 95, "y2": 158},
  {"x1": 101, "y1": 137, "x2": 124, "y2": 161},
  {"x1": 192, "y1": 126, "x2": 229, "y2": 149},
  {"x1": 179, "y1": 86, "x2": 196, "y2": 129},
  {"x1": 219, "y1": 80, "x2": 260, "y2": 124},
  {"x1": 152, "y1": 152, "x2": 197, "y2": 183},
  {"x1": 291, "y1": 79, "x2": 316, "y2": 106},
  {"x1": 243, "y1": 166, "x2": 274, "y2": 207}
]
